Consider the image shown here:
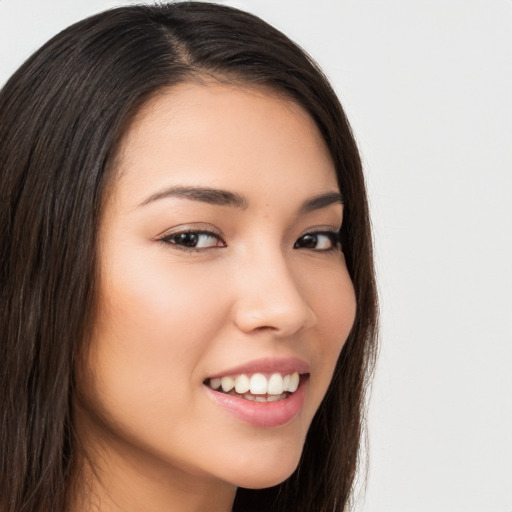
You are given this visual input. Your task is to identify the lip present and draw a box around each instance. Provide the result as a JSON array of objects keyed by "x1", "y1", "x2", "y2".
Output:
[
  {"x1": 206, "y1": 357, "x2": 311, "y2": 379},
  {"x1": 204, "y1": 374, "x2": 308, "y2": 428}
]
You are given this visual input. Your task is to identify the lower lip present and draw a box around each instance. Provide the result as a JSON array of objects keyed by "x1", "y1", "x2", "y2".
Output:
[{"x1": 204, "y1": 376, "x2": 308, "y2": 428}]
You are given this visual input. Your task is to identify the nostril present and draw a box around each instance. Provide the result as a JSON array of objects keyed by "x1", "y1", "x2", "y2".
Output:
[{"x1": 253, "y1": 325, "x2": 277, "y2": 332}]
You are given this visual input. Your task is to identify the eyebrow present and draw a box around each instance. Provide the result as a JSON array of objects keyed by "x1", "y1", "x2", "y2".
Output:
[
  {"x1": 138, "y1": 185, "x2": 343, "y2": 213},
  {"x1": 298, "y1": 191, "x2": 343, "y2": 214},
  {"x1": 139, "y1": 185, "x2": 248, "y2": 209}
]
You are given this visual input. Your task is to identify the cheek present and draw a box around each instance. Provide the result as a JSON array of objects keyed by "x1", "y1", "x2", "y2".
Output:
[
  {"x1": 303, "y1": 263, "x2": 356, "y2": 400},
  {"x1": 99, "y1": 242, "x2": 226, "y2": 347},
  {"x1": 87, "y1": 247, "x2": 226, "y2": 416}
]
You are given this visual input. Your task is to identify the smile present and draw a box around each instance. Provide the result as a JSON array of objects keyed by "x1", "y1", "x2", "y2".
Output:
[
  {"x1": 205, "y1": 372, "x2": 301, "y2": 402},
  {"x1": 203, "y1": 358, "x2": 310, "y2": 427}
]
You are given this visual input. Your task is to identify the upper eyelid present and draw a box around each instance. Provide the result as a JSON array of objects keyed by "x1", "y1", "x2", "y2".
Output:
[
  {"x1": 158, "y1": 230, "x2": 224, "y2": 244},
  {"x1": 157, "y1": 230, "x2": 226, "y2": 253},
  {"x1": 299, "y1": 226, "x2": 341, "y2": 236},
  {"x1": 298, "y1": 230, "x2": 341, "y2": 241},
  {"x1": 161, "y1": 229, "x2": 220, "y2": 238},
  {"x1": 155, "y1": 224, "x2": 223, "y2": 240},
  {"x1": 157, "y1": 226, "x2": 339, "y2": 238},
  {"x1": 155, "y1": 223, "x2": 342, "y2": 247}
]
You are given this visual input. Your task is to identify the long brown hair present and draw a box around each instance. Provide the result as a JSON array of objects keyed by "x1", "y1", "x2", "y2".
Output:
[{"x1": 0, "y1": 3, "x2": 378, "y2": 511}]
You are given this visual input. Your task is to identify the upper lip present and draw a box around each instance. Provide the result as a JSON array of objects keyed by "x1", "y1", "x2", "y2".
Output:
[{"x1": 207, "y1": 357, "x2": 311, "y2": 379}]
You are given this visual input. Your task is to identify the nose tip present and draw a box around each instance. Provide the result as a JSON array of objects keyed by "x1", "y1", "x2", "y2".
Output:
[{"x1": 232, "y1": 264, "x2": 317, "y2": 337}]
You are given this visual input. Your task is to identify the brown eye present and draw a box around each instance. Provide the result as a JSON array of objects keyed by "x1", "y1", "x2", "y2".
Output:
[
  {"x1": 160, "y1": 231, "x2": 224, "y2": 249},
  {"x1": 294, "y1": 232, "x2": 340, "y2": 251}
]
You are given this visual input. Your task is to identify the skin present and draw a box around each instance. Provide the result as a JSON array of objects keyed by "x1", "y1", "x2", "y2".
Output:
[{"x1": 73, "y1": 82, "x2": 356, "y2": 512}]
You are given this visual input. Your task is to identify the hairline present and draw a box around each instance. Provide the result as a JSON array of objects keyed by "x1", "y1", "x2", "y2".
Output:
[{"x1": 104, "y1": 71, "x2": 336, "y2": 200}]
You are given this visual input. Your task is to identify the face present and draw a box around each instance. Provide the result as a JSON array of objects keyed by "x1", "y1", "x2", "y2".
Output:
[{"x1": 76, "y1": 83, "x2": 356, "y2": 499}]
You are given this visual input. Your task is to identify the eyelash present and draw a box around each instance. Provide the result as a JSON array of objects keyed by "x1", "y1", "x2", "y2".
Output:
[
  {"x1": 158, "y1": 229, "x2": 342, "y2": 253},
  {"x1": 293, "y1": 231, "x2": 342, "y2": 252}
]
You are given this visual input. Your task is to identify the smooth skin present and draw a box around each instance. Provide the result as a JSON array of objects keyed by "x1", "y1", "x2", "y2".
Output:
[{"x1": 73, "y1": 82, "x2": 356, "y2": 512}]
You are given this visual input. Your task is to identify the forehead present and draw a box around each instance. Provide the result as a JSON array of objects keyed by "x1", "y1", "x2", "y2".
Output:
[{"x1": 111, "y1": 82, "x2": 337, "y2": 207}]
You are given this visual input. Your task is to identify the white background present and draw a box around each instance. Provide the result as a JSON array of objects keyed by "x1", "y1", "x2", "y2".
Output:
[{"x1": 1, "y1": 1, "x2": 511, "y2": 511}]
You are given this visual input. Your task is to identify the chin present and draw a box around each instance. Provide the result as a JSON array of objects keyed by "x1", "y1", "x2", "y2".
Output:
[
  {"x1": 222, "y1": 445, "x2": 303, "y2": 490},
  {"x1": 231, "y1": 468, "x2": 297, "y2": 490}
]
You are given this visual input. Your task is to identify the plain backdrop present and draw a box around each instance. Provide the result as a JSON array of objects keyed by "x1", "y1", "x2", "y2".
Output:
[{"x1": 1, "y1": 1, "x2": 511, "y2": 511}]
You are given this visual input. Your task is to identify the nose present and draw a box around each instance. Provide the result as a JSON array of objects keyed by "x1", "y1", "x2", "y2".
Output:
[{"x1": 231, "y1": 249, "x2": 316, "y2": 337}]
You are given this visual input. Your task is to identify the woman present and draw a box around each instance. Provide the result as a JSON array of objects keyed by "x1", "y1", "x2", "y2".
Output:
[{"x1": 0, "y1": 3, "x2": 378, "y2": 511}]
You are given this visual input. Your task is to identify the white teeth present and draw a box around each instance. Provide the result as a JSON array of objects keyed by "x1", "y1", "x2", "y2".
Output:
[
  {"x1": 209, "y1": 371, "x2": 303, "y2": 396},
  {"x1": 235, "y1": 374, "x2": 250, "y2": 394},
  {"x1": 267, "y1": 373, "x2": 284, "y2": 395},
  {"x1": 221, "y1": 376, "x2": 235, "y2": 393},
  {"x1": 249, "y1": 373, "x2": 268, "y2": 395},
  {"x1": 210, "y1": 377, "x2": 222, "y2": 390},
  {"x1": 288, "y1": 372, "x2": 300, "y2": 393}
]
